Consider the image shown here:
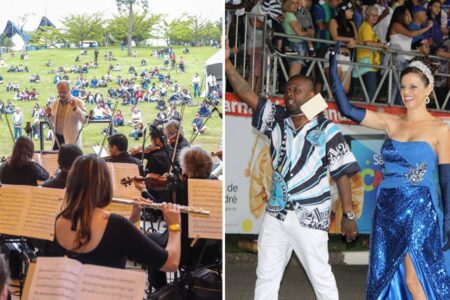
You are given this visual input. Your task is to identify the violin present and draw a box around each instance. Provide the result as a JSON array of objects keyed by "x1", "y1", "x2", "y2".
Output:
[
  {"x1": 128, "y1": 145, "x2": 163, "y2": 159},
  {"x1": 211, "y1": 150, "x2": 223, "y2": 161},
  {"x1": 121, "y1": 174, "x2": 169, "y2": 192}
]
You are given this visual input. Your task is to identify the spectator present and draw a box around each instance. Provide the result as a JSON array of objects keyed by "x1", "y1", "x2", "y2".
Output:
[
  {"x1": 262, "y1": 0, "x2": 284, "y2": 51},
  {"x1": 325, "y1": 0, "x2": 358, "y2": 94},
  {"x1": 409, "y1": 6, "x2": 429, "y2": 45},
  {"x1": 25, "y1": 121, "x2": 32, "y2": 138},
  {"x1": 282, "y1": 0, "x2": 313, "y2": 77},
  {"x1": 169, "y1": 106, "x2": 181, "y2": 121},
  {"x1": 93, "y1": 104, "x2": 106, "y2": 120},
  {"x1": 198, "y1": 101, "x2": 211, "y2": 117},
  {"x1": 355, "y1": 5, "x2": 389, "y2": 101},
  {"x1": 387, "y1": 6, "x2": 432, "y2": 103},
  {"x1": 192, "y1": 113, "x2": 206, "y2": 134},
  {"x1": 179, "y1": 56, "x2": 185, "y2": 72},
  {"x1": 426, "y1": 0, "x2": 450, "y2": 58},
  {"x1": 32, "y1": 118, "x2": 40, "y2": 140},
  {"x1": 90, "y1": 76, "x2": 99, "y2": 88},
  {"x1": 113, "y1": 109, "x2": 124, "y2": 126},
  {"x1": 12, "y1": 107, "x2": 23, "y2": 141},
  {"x1": 129, "y1": 122, "x2": 144, "y2": 140},
  {"x1": 247, "y1": 0, "x2": 264, "y2": 93},
  {"x1": 192, "y1": 73, "x2": 201, "y2": 97},
  {"x1": 129, "y1": 106, "x2": 142, "y2": 126}
]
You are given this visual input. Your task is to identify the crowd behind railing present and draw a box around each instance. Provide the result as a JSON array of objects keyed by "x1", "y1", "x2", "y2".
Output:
[{"x1": 226, "y1": 0, "x2": 450, "y2": 111}]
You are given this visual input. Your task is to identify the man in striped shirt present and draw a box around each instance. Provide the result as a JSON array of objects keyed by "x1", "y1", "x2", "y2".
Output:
[{"x1": 226, "y1": 40, "x2": 360, "y2": 300}]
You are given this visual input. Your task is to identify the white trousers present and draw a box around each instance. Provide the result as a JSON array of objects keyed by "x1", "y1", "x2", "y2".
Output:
[{"x1": 254, "y1": 212, "x2": 338, "y2": 300}]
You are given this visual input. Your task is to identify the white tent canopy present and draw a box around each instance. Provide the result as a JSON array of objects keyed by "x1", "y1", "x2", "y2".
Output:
[
  {"x1": 11, "y1": 33, "x2": 25, "y2": 51},
  {"x1": 205, "y1": 49, "x2": 223, "y2": 82}
]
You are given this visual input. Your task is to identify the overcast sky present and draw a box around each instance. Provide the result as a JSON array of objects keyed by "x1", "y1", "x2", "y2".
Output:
[{"x1": 0, "y1": 0, "x2": 223, "y2": 31}]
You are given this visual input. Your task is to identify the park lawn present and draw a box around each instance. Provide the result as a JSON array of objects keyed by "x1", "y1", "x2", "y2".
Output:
[{"x1": 0, "y1": 46, "x2": 222, "y2": 157}]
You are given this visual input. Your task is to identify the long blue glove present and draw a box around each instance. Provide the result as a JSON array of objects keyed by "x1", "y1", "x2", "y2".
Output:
[
  {"x1": 329, "y1": 42, "x2": 366, "y2": 123},
  {"x1": 439, "y1": 164, "x2": 450, "y2": 251}
]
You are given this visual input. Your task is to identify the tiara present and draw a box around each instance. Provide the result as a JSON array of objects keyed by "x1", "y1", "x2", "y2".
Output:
[{"x1": 408, "y1": 61, "x2": 434, "y2": 86}]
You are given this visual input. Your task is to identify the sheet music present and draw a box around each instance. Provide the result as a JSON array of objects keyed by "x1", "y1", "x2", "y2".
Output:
[
  {"x1": 24, "y1": 257, "x2": 146, "y2": 300},
  {"x1": 107, "y1": 162, "x2": 141, "y2": 199},
  {"x1": 23, "y1": 187, "x2": 64, "y2": 240},
  {"x1": 0, "y1": 185, "x2": 31, "y2": 236},
  {"x1": 25, "y1": 257, "x2": 83, "y2": 300},
  {"x1": 0, "y1": 185, "x2": 64, "y2": 240},
  {"x1": 188, "y1": 179, "x2": 222, "y2": 240},
  {"x1": 40, "y1": 152, "x2": 59, "y2": 177},
  {"x1": 79, "y1": 265, "x2": 146, "y2": 300},
  {"x1": 33, "y1": 152, "x2": 59, "y2": 176}
]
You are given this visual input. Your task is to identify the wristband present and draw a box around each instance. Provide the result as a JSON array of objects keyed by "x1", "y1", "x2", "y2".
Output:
[{"x1": 168, "y1": 224, "x2": 181, "y2": 232}]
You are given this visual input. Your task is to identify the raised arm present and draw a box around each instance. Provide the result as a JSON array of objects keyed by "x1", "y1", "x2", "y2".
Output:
[
  {"x1": 437, "y1": 124, "x2": 450, "y2": 250},
  {"x1": 329, "y1": 42, "x2": 396, "y2": 132},
  {"x1": 225, "y1": 40, "x2": 259, "y2": 110}
]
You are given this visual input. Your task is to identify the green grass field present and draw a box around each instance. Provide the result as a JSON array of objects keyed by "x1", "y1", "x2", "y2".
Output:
[{"x1": 0, "y1": 46, "x2": 222, "y2": 157}]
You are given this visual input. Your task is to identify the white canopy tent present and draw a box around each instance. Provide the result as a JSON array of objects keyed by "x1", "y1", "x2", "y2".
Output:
[{"x1": 203, "y1": 49, "x2": 223, "y2": 96}]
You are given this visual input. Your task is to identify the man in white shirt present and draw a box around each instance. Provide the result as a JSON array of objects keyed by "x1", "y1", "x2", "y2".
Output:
[
  {"x1": 192, "y1": 73, "x2": 201, "y2": 97},
  {"x1": 12, "y1": 107, "x2": 23, "y2": 141}
]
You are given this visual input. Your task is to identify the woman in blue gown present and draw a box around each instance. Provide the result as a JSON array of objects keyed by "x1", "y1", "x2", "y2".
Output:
[{"x1": 329, "y1": 45, "x2": 450, "y2": 299}]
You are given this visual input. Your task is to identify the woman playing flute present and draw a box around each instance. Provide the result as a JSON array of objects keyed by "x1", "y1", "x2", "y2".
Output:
[{"x1": 54, "y1": 154, "x2": 181, "y2": 272}]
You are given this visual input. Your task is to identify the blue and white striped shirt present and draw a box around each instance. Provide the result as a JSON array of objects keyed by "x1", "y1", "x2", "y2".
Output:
[{"x1": 252, "y1": 98, "x2": 360, "y2": 231}]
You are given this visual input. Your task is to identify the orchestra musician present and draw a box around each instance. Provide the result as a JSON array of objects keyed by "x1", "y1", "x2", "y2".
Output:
[
  {"x1": 105, "y1": 133, "x2": 141, "y2": 166},
  {"x1": 0, "y1": 255, "x2": 9, "y2": 300},
  {"x1": 42, "y1": 144, "x2": 83, "y2": 189},
  {"x1": 140, "y1": 146, "x2": 221, "y2": 290},
  {"x1": 164, "y1": 120, "x2": 190, "y2": 171},
  {"x1": 0, "y1": 136, "x2": 49, "y2": 185},
  {"x1": 45, "y1": 80, "x2": 86, "y2": 150},
  {"x1": 54, "y1": 154, "x2": 181, "y2": 272}
]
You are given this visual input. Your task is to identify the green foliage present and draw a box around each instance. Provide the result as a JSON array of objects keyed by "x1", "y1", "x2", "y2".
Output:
[
  {"x1": 0, "y1": 34, "x2": 12, "y2": 48},
  {"x1": 61, "y1": 13, "x2": 105, "y2": 45},
  {"x1": 30, "y1": 26, "x2": 64, "y2": 46},
  {"x1": 116, "y1": 0, "x2": 149, "y2": 56},
  {"x1": 107, "y1": 13, "x2": 161, "y2": 45},
  {"x1": 168, "y1": 15, "x2": 222, "y2": 45}
]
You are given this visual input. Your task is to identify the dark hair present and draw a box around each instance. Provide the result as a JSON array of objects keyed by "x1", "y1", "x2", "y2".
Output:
[
  {"x1": 0, "y1": 255, "x2": 9, "y2": 294},
  {"x1": 427, "y1": 0, "x2": 441, "y2": 21},
  {"x1": 58, "y1": 144, "x2": 83, "y2": 171},
  {"x1": 108, "y1": 133, "x2": 128, "y2": 152},
  {"x1": 10, "y1": 136, "x2": 34, "y2": 168},
  {"x1": 400, "y1": 57, "x2": 439, "y2": 86},
  {"x1": 179, "y1": 147, "x2": 213, "y2": 178},
  {"x1": 150, "y1": 126, "x2": 164, "y2": 142},
  {"x1": 334, "y1": 3, "x2": 356, "y2": 38},
  {"x1": 386, "y1": 6, "x2": 410, "y2": 42},
  {"x1": 58, "y1": 154, "x2": 113, "y2": 251},
  {"x1": 287, "y1": 74, "x2": 315, "y2": 92}
]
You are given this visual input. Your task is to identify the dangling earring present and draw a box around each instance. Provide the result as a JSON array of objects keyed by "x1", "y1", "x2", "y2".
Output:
[{"x1": 425, "y1": 96, "x2": 430, "y2": 104}]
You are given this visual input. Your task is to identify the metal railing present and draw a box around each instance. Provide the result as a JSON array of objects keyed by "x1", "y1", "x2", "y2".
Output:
[{"x1": 226, "y1": 11, "x2": 450, "y2": 111}]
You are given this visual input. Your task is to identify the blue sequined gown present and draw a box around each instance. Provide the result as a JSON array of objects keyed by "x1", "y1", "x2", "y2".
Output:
[{"x1": 366, "y1": 139, "x2": 450, "y2": 300}]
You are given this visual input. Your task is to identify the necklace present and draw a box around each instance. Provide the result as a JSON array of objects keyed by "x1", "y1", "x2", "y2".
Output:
[{"x1": 294, "y1": 119, "x2": 309, "y2": 131}]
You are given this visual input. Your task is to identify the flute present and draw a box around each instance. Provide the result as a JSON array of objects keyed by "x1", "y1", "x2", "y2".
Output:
[{"x1": 112, "y1": 197, "x2": 210, "y2": 216}]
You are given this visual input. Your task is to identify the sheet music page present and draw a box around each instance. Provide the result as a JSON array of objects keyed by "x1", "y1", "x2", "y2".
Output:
[
  {"x1": 0, "y1": 185, "x2": 31, "y2": 236},
  {"x1": 188, "y1": 179, "x2": 222, "y2": 240},
  {"x1": 79, "y1": 264, "x2": 146, "y2": 300},
  {"x1": 107, "y1": 162, "x2": 141, "y2": 199},
  {"x1": 40, "y1": 152, "x2": 60, "y2": 177},
  {"x1": 22, "y1": 187, "x2": 64, "y2": 240},
  {"x1": 25, "y1": 257, "x2": 83, "y2": 300}
]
